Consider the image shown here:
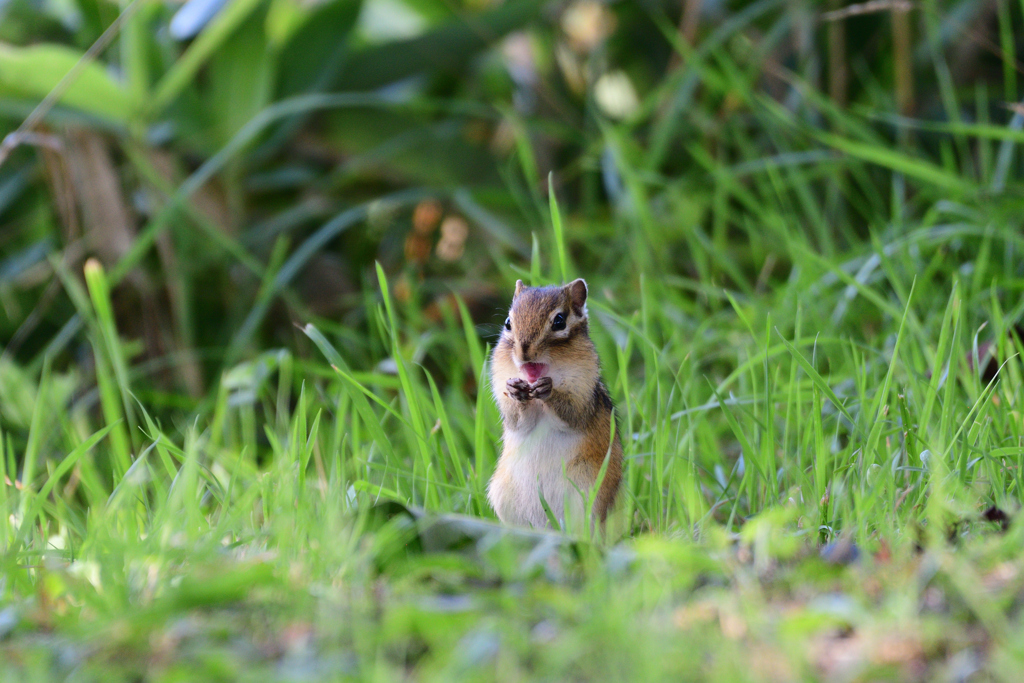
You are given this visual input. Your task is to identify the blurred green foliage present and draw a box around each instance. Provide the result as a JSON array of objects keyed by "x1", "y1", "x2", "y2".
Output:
[
  {"x1": 2, "y1": 0, "x2": 1020, "y2": 398},
  {"x1": 2, "y1": 0, "x2": 1024, "y2": 522},
  {"x1": 4, "y1": 1, "x2": 1024, "y2": 679}
]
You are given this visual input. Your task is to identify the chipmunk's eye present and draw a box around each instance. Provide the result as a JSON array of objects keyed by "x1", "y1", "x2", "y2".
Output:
[
  {"x1": 551, "y1": 312, "x2": 566, "y2": 331},
  {"x1": 504, "y1": 317, "x2": 511, "y2": 331}
]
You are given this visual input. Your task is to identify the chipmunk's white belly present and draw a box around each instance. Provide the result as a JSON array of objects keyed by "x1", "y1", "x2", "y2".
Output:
[{"x1": 489, "y1": 408, "x2": 585, "y2": 529}]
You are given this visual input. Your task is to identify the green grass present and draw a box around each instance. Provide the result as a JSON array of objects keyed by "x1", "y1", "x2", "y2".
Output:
[
  {"x1": 4, "y1": 0, "x2": 1024, "y2": 680},
  {"x1": 4, "y1": 213, "x2": 1024, "y2": 680}
]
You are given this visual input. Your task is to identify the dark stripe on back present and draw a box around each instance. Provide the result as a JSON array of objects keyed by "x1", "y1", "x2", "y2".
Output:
[{"x1": 593, "y1": 381, "x2": 614, "y2": 412}]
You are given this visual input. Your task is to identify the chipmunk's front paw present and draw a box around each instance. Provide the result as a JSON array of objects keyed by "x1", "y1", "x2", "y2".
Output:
[
  {"x1": 529, "y1": 376, "x2": 552, "y2": 401},
  {"x1": 506, "y1": 377, "x2": 532, "y2": 402}
]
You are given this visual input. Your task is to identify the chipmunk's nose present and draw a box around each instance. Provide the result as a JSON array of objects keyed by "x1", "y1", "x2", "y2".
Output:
[{"x1": 518, "y1": 338, "x2": 533, "y2": 360}]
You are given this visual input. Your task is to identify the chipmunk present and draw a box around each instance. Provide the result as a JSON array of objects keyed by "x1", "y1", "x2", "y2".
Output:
[{"x1": 487, "y1": 278, "x2": 623, "y2": 530}]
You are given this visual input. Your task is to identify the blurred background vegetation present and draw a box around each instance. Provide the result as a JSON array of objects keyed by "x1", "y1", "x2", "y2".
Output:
[
  {"x1": 7, "y1": 3, "x2": 1024, "y2": 677},
  {"x1": 1, "y1": 0, "x2": 1023, "y2": 485}
]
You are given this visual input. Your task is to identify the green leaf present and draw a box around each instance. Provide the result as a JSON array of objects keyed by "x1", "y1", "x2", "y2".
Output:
[
  {"x1": 17, "y1": 423, "x2": 118, "y2": 546},
  {"x1": 0, "y1": 43, "x2": 129, "y2": 123},
  {"x1": 776, "y1": 330, "x2": 856, "y2": 427},
  {"x1": 812, "y1": 128, "x2": 973, "y2": 194},
  {"x1": 148, "y1": 0, "x2": 266, "y2": 117},
  {"x1": 548, "y1": 172, "x2": 568, "y2": 283},
  {"x1": 207, "y1": 10, "x2": 276, "y2": 146},
  {"x1": 275, "y1": 0, "x2": 362, "y2": 96}
]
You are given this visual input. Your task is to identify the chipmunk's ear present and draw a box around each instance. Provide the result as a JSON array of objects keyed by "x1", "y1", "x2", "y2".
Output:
[
  {"x1": 514, "y1": 279, "x2": 524, "y2": 298},
  {"x1": 567, "y1": 278, "x2": 588, "y2": 316}
]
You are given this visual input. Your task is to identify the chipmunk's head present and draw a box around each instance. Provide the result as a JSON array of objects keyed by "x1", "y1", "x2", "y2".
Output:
[{"x1": 501, "y1": 278, "x2": 590, "y2": 383}]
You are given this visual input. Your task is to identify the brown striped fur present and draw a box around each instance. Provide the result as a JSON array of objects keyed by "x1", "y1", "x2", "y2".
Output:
[{"x1": 488, "y1": 279, "x2": 623, "y2": 529}]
